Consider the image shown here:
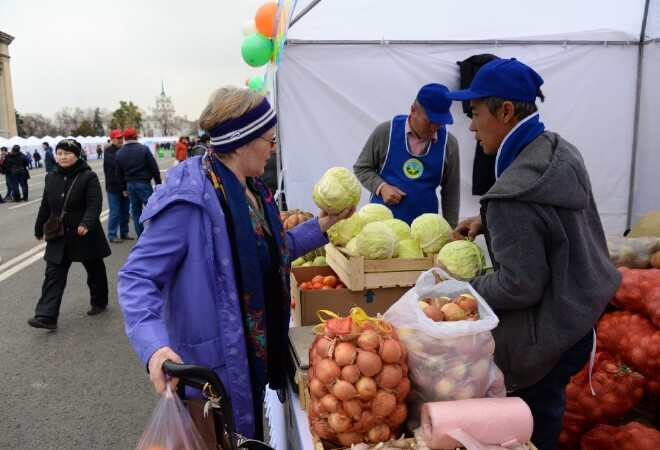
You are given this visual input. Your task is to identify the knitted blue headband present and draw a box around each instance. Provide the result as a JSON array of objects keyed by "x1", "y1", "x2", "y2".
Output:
[{"x1": 209, "y1": 97, "x2": 277, "y2": 153}]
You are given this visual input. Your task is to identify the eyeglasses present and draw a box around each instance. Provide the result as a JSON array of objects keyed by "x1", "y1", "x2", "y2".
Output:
[{"x1": 259, "y1": 135, "x2": 277, "y2": 147}]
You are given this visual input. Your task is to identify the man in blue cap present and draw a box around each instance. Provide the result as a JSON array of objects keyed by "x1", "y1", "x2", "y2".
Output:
[
  {"x1": 353, "y1": 83, "x2": 459, "y2": 226},
  {"x1": 449, "y1": 58, "x2": 620, "y2": 449}
]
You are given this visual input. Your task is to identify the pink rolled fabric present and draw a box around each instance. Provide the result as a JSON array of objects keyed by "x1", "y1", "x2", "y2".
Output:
[{"x1": 421, "y1": 398, "x2": 533, "y2": 450}]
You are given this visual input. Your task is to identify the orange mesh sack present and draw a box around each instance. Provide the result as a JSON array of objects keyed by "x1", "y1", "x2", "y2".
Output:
[
  {"x1": 581, "y1": 422, "x2": 660, "y2": 450},
  {"x1": 613, "y1": 267, "x2": 660, "y2": 326}
]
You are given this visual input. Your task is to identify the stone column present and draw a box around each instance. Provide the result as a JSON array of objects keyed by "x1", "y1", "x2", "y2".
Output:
[{"x1": 0, "y1": 31, "x2": 17, "y2": 138}]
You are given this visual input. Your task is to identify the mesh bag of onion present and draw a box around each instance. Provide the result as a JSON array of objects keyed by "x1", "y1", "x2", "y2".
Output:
[
  {"x1": 307, "y1": 307, "x2": 410, "y2": 448},
  {"x1": 383, "y1": 268, "x2": 505, "y2": 428}
]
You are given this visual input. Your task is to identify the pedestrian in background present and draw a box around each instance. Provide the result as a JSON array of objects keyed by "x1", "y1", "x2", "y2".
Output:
[
  {"x1": 29, "y1": 139, "x2": 111, "y2": 330},
  {"x1": 104, "y1": 129, "x2": 133, "y2": 243},
  {"x1": 96, "y1": 145, "x2": 103, "y2": 160},
  {"x1": 175, "y1": 136, "x2": 188, "y2": 163},
  {"x1": 190, "y1": 134, "x2": 210, "y2": 156},
  {"x1": 116, "y1": 128, "x2": 161, "y2": 237},
  {"x1": 0, "y1": 147, "x2": 9, "y2": 203},
  {"x1": 43, "y1": 142, "x2": 56, "y2": 174},
  {"x1": 4, "y1": 145, "x2": 30, "y2": 202},
  {"x1": 26, "y1": 151, "x2": 34, "y2": 170},
  {"x1": 33, "y1": 149, "x2": 42, "y2": 168}
]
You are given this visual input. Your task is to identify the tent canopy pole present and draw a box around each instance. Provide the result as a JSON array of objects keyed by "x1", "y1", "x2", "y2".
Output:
[
  {"x1": 626, "y1": 0, "x2": 651, "y2": 230},
  {"x1": 290, "y1": 0, "x2": 322, "y2": 27}
]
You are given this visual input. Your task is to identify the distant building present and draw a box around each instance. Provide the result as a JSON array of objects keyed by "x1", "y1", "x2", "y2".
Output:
[
  {"x1": 0, "y1": 31, "x2": 17, "y2": 138},
  {"x1": 143, "y1": 82, "x2": 197, "y2": 137}
]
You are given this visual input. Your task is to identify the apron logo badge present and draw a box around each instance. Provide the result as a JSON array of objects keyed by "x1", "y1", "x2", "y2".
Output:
[{"x1": 403, "y1": 158, "x2": 424, "y2": 179}]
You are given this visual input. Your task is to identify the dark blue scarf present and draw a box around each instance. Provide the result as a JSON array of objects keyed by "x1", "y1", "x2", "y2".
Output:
[
  {"x1": 495, "y1": 112, "x2": 545, "y2": 178},
  {"x1": 206, "y1": 155, "x2": 291, "y2": 393}
]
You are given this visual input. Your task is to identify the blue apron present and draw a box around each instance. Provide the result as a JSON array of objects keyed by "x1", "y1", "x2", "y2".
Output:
[{"x1": 371, "y1": 115, "x2": 447, "y2": 224}]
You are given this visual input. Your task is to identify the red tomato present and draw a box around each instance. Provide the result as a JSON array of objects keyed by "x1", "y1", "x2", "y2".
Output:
[
  {"x1": 321, "y1": 285, "x2": 333, "y2": 290},
  {"x1": 311, "y1": 282, "x2": 324, "y2": 290},
  {"x1": 299, "y1": 282, "x2": 310, "y2": 290},
  {"x1": 311, "y1": 275, "x2": 324, "y2": 284},
  {"x1": 335, "y1": 283, "x2": 345, "y2": 289},
  {"x1": 322, "y1": 275, "x2": 337, "y2": 288}
]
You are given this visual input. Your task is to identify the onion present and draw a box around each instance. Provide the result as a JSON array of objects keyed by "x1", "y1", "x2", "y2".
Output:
[
  {"x1": 355, "y1": 376, "x2": 378, "y2": 401},
  {"x1": 337, "y1": 432, "x2": 364, "y2": 447},
  {"x1": 334, "y1": 342, "x2": 357, "y2": 367},
  {"x1": 441, "y1": 303, "x2": 467, "y2": 321},
  {"x1": 328, "y1": 412, "x2": 352, "y2": 433},
  {"x1": 372, "y1": 390, "x2": 397, "y2": 418},
  {"x1": 424, "y1": 305, "x2": 445, "y2": 322},
  {"x1": 455, "y1": 294, "x2": 478, "y2": 314},
  {"x1": 312, "y1": 419, "x2": 334, "y2": 440},
  {"x1": 431, "y1": 296, "x2": 451, "y2": 309},
  {"x1": 396, "y1": 378, "x2": 411, "y2": 402},
  {"x1": 342, "y1": 399, "x2": 363, "y2": 420},
  {"x1": 434, "y1": 378, "x2": 455, "y2": 398},
  {"x1": 309, "y1": 399, "x2": 323, "y2": 419},
  {"x1": 309, "y1": 377, "x2": 327, "y2": 399},
  {"x1": 418, "y1": 301, "x2": 430, "y2": 311},
  {"x1": 320, "y1": 394, "x2": 339, "y2": 413},
  {"x1": 357, "y1": 330, "x2": 380, "y2": 352},
  {"x1": 332, "y1": 380, "x2": 358, "y2": 401},
  {"x1": 354, "y1": 410, "x2": 376, "y2": 433},
  {"x1": 377, "y1": 364, "x2": 403, "y2": 389},
  {"x1": 356, "y1": 350, "x2": 382, "y2": 377},
  {"x1": 385, "y1": 403, "x2": 407, "y2": 428},
  {"x1": 380, "y1": 339, "x2": 402, "y2": 364},
  {"x1": 341, "y1": 365, "x2": 361, "y2": 384},
  {"x1": 367, "y1": 424, "x2": 391, "y2": 443},
  {"x1": 315, "y1": 337, "x2": 334, "y2": 358},
  {"x1": 315, "y1": 358, "x2": 340, "y2": 385}
]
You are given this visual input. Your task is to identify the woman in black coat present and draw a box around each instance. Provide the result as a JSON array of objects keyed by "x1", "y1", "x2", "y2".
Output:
[{"x1": 29, "y1": 139, "x2": 111, "y2": 330}]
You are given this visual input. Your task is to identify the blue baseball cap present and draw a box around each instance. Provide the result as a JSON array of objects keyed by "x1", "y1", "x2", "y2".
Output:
[
  {"x1": 447, "y1": 58, "x2": 544, "y2": 102},
  {"x1": 416, "y1": 83, "x2": 454, "y2": 125}
]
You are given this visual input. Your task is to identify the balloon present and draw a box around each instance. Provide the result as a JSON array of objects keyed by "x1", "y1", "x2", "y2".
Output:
[
  {"x1": 255, "y1": 2, "x2": 277, "y2": 38},
  {"x1": 242, "y1": 19, "x2": 256, "y2": 37},
  {"x1": 247, "y1": 75, "x2": 265, "y2": 92},
  {"x1": 241, "y1": 33, "x2": 273, "y2": 67}
]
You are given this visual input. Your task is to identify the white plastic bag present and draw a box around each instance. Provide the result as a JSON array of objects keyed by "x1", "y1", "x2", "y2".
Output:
[
  {"x1": 385, "y1": 268, "x2": 506, "y2": 427},
  {"x1": 135, "y1": 385, "x2": 209, "y2": 450}
]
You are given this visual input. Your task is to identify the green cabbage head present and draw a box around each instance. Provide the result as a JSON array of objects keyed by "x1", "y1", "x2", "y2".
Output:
[
  {"x1": 345, "y1": 237, "x2": 359, "y2": 257},
  {"x1": 410, "y1": 213, "x2": 452, "y2": 254},
  {"x1": 356, "y1": 222, "x2": 397, "y2": 259},
  {"x1": 383, "y1": 219, "x2": 411, "y2": 242},
  {"x1": 397, "y1": 239, "x2": 424, "y2": 259},
  {"x1": 327, "y1": 213, "x2": 364, "y2": 246},
  {"x1": 312, "y1": 167, "x2": 361, "y2": 214},
  {"x1": 358, "y1": 203, "x2": 393, "y2": 224},
  {"x1": 435, "y1": 239, "x2": 486, "y2": 280}
]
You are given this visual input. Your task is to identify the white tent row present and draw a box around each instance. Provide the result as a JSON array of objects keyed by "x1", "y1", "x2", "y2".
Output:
[
  {"x1": 0, "y1": 135, "x2": 178, "y2": 159},
  {"x1": 276, "y1": 0, "x2": 660, "y2": 234}
]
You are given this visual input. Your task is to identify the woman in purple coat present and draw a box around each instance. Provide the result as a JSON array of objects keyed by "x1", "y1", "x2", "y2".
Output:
[{"x1": 117, "y1": 87, "x2": 352, "y2": 440}]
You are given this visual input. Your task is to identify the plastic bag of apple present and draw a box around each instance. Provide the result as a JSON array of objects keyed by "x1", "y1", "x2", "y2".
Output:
[{"x1": 384, "y1": 268, "x2": 506, "y2": 428}]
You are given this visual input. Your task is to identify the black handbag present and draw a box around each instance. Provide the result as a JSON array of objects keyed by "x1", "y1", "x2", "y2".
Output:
[{"x1": 43, "y1": 174, "x2": 80, "y2": 241}]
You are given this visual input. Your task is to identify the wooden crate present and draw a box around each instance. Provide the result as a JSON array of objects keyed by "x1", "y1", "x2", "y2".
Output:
[{"x1": 325, "y1": 243, "x2": 434, "y2": 291}]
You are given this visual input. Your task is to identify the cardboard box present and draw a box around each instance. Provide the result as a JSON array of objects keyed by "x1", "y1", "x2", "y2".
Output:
[{"x1": 290, "y1": 266, "x2": 408, "y2": 327}]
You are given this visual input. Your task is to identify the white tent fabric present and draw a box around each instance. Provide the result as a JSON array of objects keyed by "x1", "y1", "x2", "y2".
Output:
[{"x1": 277, "y1": 0, "x2": 659, "y2": 234}]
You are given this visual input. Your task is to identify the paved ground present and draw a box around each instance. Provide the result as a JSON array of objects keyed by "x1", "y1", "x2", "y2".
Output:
[{"x1": 0, "y1": 156, "x2": 176, "y2": 449}]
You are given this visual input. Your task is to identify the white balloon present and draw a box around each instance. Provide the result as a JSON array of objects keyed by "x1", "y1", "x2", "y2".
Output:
[{"x1": 242, "y1": 19, "x2": 256, "y2": 36}]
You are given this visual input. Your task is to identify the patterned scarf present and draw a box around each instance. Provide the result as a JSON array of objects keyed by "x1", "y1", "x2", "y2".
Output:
[{"x1": 205, "y1": 154, "x2": 292, "y2": 391}]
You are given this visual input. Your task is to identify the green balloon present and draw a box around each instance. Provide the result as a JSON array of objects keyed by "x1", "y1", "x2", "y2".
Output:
[
  {"x1": 241, "y1": 33, "x2": 273, "y2": 67},
  {"x1": 247, "y1": 75, "x2": 265, "y2": 92}
]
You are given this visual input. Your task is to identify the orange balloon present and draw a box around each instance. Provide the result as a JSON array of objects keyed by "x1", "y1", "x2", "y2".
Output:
[{"x1": 255, "y1": 2, "x2": 277, "y2": 38}]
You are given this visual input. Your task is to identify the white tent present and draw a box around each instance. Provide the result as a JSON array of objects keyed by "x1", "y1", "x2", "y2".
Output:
[{"x1": 276, "y1": 0, "x2": 659, "y2": 233}]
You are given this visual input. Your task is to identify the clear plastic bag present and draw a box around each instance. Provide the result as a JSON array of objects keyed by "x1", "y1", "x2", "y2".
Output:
[
  {"x1": 135, "y1": 385, "x2": 209, "y2": 450},
  {"x1": 606, "y1": 236, "x2": 660, "y2": 268},
  {"x1": 384, "y1": 269, "x2": 505, "y2": 428}
]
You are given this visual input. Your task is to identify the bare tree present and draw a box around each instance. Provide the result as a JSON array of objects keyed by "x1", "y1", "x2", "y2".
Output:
[{"x1": 20, "y1": 113, "x2": 58, "y2": 137}]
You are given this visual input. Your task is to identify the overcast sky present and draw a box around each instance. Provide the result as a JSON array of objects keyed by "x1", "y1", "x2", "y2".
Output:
[{"x1": 0, "y1": 0, "x2": 269, "y2": 120}]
